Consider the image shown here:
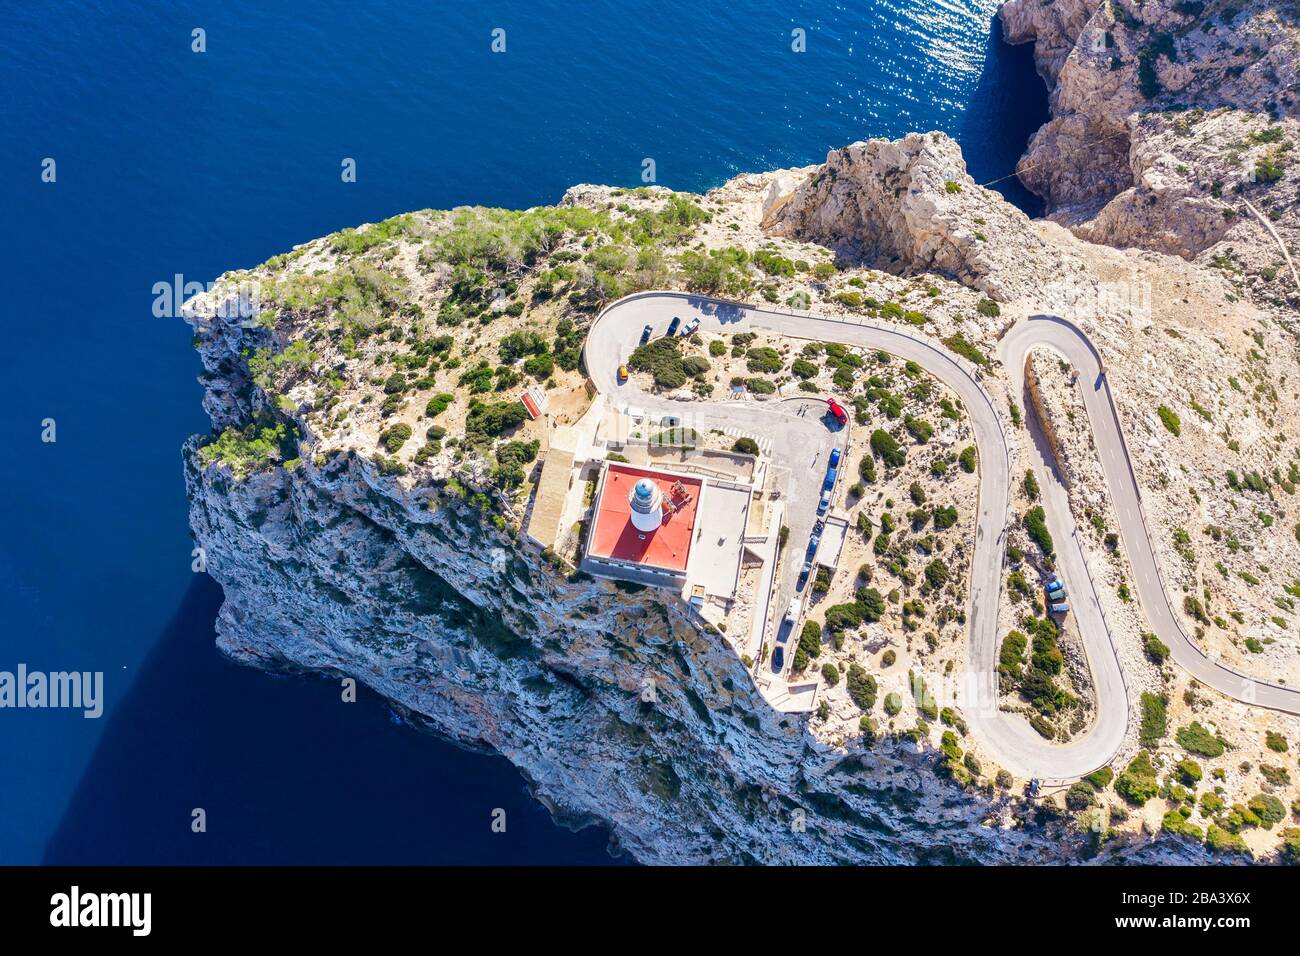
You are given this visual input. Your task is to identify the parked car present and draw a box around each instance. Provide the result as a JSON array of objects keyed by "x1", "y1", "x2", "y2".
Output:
[
  {"x1": 797, "y1": 560, "x2": 811, "y2": 589},
  {"x1": 1049, "y1": 602, "x2": 1070, "y2": 616},
  {"x1": 617, "y1": 364, "x2": 628, "y2": 383},
  {"x1": 666, "y1": 316, "x2": 681, "y2": 336},
  {"x1": 772, "y1": 645, "x2": 785, "y2": 672},
  {"x1": 1047, "y1": 582, "x2": 1067, "y2": 600},
  {"x1": 817, "y1": 489, "x2": 832, "y2": 516},
  {"x1": 826, "y1": 398, "x2": 848, "y2": 426},
  {"x1": 682, "y1": 317, "x2": 700, "y2": 336},
  {"x1": 828, "y1": 447, "x2": 842, "y2": 469},
  {"x1": 639, "y1": 324, "x2": 653, "y2": 345},
  {"x1": 660, "y1": 415, "x2": 680, "y2": 427}
]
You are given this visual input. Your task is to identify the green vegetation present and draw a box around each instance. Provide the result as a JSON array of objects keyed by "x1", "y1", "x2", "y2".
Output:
[
  {"x1": 941, "y1": 333, "x2": 989, "y2": 367},
  {"x1": 958, "y1": 445, "x2": 977, "y2": 473},
  {"x1": 1116, "y1": 750, "x2": 1160, "y2": 806},
  {"x1": 1205, "y1": 825, "x2": 1249, "y2": 856},
  {"x1": 1085, "y1": 767, "x2": 1114, "y2": 791},
  {"x1": 846, "y1": 664, "x2": 878, "y2": 711},
  {"x1": 1140, "y1": 692, "x2": 1167, "y2": 748},
  {"x1": 1265, "y1": 731, "x2": 1289, "y2": 753},
  {"x1": 793, "y1": 620, "x2": 822, "y2": 672},
  {"x1": 1022, "y1": 505, "x2": 1054, "y2": 556},
  {"x1": 198, "y1": 414, "x2": 299, "y2": 480},
  {"x1": 870, "y1": 429, "x2": 906, "y2": 468},
  {"x1": 1157, "y1": 405, "x2": 1181, "y2": 436},
  {"x1": 744, "y1": 346, "x2": 784, "y2": 374},
  {"x1": 998, "y1": 630, "x2": 1027, "y2": 688},
  {"x1": 1142, "y1": 632, "x2": 1170, "y2": 664},
  {"x1": 492, "y1": 439, "x2": 539, "y2": 487},
  {"x1": 732, "y1": 437, "x2": 759, "y2": 455},
  {"x1": 378, "y1": 422, "x2": 412, "y2": 454},
  {"x1": 883, "y1": 692, "x2": 903, "y2": 717},
  {"x1": 975, "y1": 298, "x2": 1001, "y2": 318},
  {"x1": 464, "y1": 398, "x2": 527, "y2": 443},
  {"x1": 821, "y1": 663, "x2": 840, "y2": 686},
  {"x1": 1022, "y1": 469, "x2": 1040, "y2": 501},
  {"x1": 628, "y1": 337, "x2": 691, "y2": 389},
  {"x1": 1176, "y1": 721, "x2": 1226, "y2": 758}
]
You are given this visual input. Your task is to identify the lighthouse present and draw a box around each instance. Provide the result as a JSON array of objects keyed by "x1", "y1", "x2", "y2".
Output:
[{"x1": 628, "y1": 477, "x2": 664, "y2": 533}]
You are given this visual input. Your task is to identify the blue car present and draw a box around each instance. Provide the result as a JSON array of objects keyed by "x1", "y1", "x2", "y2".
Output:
[
  {"x1": 772, "y1": 646, "x2": 785, "y2": 672},
  {"x1": 639, "y1": 324, "x2": 652, "y2": 344},
  {"x1": 1049, "y1": 602, "x2": 1070, "y2": 616},
  {"x1": 828, "y1": 447, "x2": 842, "y2": 469}
]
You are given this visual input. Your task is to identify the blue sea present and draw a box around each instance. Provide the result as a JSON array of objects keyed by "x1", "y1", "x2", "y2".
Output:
[{"x1": 0, "y1": 0, "x2": 1046, "y2": 864}]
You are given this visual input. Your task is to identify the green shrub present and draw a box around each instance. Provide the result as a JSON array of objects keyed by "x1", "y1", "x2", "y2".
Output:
[
  {"x1": 1282, "y1": 828, "x2": 1300, "y2": 865},
  {"x1": 870, "y1": 429, "x2": 906, "y2": 468},
  {"x1": 732, "y1": 437, "x2": 759, "y2": 455},
  {"x1": 464, "y1": 398, "x2": 527, "y2": 442},
  {"x1": 791, "y1": 358, "x2": 818, "y2": 379},
  {"x1": 425, "y1": 392, "x2": 455, "y2": 417},
  {"x1": 1205, "y1": 825, "x2": 1250, "y2": 856},
  {"x1": 1174, "y1": 758, "x2": 1202, "y2": 785},
  {"x1": 1176, "y1": 721, "x2": 1226, "y2": 758},
  {"x1": 1142, "y1": 632, "x2": 1170, "y2": 664},
  {"x1": 745, "y1": 347, "x2": 783, "y2": 373},
  {"x1": 1116, "y1": 751, "x2": 1160, "y2": 806},
  {"x1": 821, "y1": 663, "x2": 840, "y2": 686},
  {"x1": 958, "y1": 445, "x2": 976, "y2": 473},
  {"x1": 681, "y1": 355, "x2": 711, "y2": 377},
  {"x1": 1085, "y1": 767, "x2": 1114, "y2": 791},
  {"x1": 976, "y1": 298, "x2": 1001, "y2": 318},
  {"x1": 846, "y1": 664, "x2": 877, "y2": 711},
  {"x1": 932, "y1": 504, "x2": 958, "y2": 530},
  {"x1": 942, "y1": 333, "x2": 989, "y2": 367},
  {"x1": 629, "y1": 337, "x2": 688, "y2": 388},
  {"x1": 1265, "y1": 730, "x2": 1288, "y2": 752},
  {"x1": 1023, "y1": 506, "x2": 1054, "y2": 556},
  {"x1": 379, "y1": 422, "x2": 412, "y2": 453},
  {"x1": 1157, "y1": 405, "x2": 1181, "y2": 436},
  {"x1": 883, "y1": 692, "x2": 903, "y2": 717},
  {"x1": 1247, "y1": 793, "x2": 1286, "y2": 828},
  {"x1": 1140, "y1": 692, "x2": 1167, "y2": 748},
  {"x1": 1066, "y1": 781, "x2": 1096, "y2": 811}
]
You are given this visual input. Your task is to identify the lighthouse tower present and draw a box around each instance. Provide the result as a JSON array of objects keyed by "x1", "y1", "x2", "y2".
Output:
[{"x1": 628, "y1": 477, "x2": 664, "y2": 533}]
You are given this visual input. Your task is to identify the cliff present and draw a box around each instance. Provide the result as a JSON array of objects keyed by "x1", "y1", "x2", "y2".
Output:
[
  {"x1": 999, "y1": 0, "x2": 1300, "y2": 287},
  {"x1": 180, "y1": 6, "x2": 1300, "y2": 864}
]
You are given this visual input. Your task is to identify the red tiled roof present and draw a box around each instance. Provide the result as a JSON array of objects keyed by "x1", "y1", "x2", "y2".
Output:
[{"x1": 588, "y1": 464, "x2": 700, "y2": 573}]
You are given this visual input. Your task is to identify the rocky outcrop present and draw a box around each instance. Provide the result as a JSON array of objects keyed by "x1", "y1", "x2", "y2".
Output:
[
  {"x1": 1000, "y1": 0, "x2": 1300, "y2": 270},
  {"x1": 764, "y1": 133, "x2": 1086, "y2": 302}
]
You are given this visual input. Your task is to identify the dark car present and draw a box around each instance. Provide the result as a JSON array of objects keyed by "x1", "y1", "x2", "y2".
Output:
[
  {"x1": 666, "y1": 316, "x2": 681, "y2": 337},
  {"x1": 771, "y1": 645, "x2": 785, "y2": 672},
  {"x1": 660, "y1": 415, "x2": 680, "y2": 427},
  {"x1": 639, "y1": 324, "x2": 652, "y2": 344}
]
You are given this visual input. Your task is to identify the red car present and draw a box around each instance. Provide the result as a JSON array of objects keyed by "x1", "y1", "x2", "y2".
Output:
[{"x1": 826, "y1": 398, "x2": 848, "y2": 426}]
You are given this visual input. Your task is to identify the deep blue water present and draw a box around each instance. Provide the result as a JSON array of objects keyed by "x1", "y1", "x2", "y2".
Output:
[{"x1": 0, "y1": 0, "x2": 1046, "y2": 864}]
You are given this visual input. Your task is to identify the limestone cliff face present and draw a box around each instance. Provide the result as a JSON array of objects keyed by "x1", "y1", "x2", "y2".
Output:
[
  {"x1": 183, "y1": 299, "x2": 1112, "y2": 865},
  {"x1": 764, "y1": 133, "x2": 1087, "y2": 302},
  {"x1": 999, "y1": 0, "x2": 1300, "y2": 270}
]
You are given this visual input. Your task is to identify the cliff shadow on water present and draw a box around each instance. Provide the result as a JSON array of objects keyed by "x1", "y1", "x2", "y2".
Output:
[
  {"x1": 42, "y1": 576, "x2": 620, "y2": 865},
  {"x1": 959, "y1": 16, "x2": 1050, "y2": 217}
]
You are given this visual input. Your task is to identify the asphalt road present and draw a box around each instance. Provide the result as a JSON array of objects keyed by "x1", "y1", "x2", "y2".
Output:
[{"x1": 584, "y1": 293, "x2": 1300, "y2": 781}]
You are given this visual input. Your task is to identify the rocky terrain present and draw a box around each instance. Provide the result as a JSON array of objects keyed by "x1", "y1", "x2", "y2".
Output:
[{"x1": 180, "y1": 1, "x2": 1300, "y2": 863}]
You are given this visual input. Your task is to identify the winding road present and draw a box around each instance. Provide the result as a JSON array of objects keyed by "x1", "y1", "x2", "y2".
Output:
[{"x1": 584, "y1": 291, "x2": 1300, "y2": 781}]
